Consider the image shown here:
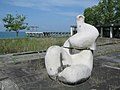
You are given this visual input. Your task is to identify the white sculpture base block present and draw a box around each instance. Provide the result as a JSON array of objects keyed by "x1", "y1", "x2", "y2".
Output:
[{"x1": 45, "y1": 46, "x2": 93, "y2": 84}]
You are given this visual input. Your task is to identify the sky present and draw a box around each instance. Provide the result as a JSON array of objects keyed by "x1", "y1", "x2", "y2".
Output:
[{"x1": 0, "y1": 0, "x2": 99, "y2": 32}]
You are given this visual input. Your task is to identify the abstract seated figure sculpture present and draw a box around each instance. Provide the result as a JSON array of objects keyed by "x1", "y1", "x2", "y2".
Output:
[{"x1": 45, "y1": 15, "x2": 99, "y2": 85}]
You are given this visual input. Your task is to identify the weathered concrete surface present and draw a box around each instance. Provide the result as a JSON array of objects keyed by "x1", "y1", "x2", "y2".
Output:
[
  {"x1": 0, "y1": 38, "x2": 120, "y2": 90},
  {"x1": 0, "y1": 51, "x2": 46, "y2": 64},
  {"x1": 0, "y1": 52, "x2": 120, "y2": 90}
]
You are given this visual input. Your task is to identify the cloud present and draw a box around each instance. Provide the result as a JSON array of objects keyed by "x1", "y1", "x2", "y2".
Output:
[
  {"x1": 7, "y1": 0, "x2": 35, "y2": 7},
  {"x1": 7, "y1": 0, "x2": 98, "y2": 8},
  {"x1": 0, "y1": 20, "x2": 5, "y2": 31},
  {"x1": 6, "y1": 0, "x2": 98, "y2": 16},
  {"x1": 58, "y1": 12, "x2": 81, "y2": 17},
  {"x1": 0, "y1": 21, "x2": 3, "y2": 26}
]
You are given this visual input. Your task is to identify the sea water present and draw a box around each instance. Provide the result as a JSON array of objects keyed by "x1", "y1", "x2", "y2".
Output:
[{"x1": 0, "y1": 32, "x2": 26, "y2": 39}]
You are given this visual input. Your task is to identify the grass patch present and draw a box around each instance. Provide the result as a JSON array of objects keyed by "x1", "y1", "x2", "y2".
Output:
[
  {"x1": 113, "y1": 63, "x2": 120, "y2": 68},
  {"x1": 0, "y1": 37, "x2": 68, "y2": 54}
]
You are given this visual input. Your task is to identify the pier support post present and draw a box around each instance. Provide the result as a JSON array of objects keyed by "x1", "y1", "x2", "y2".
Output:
[
  {"x1": 100, "y1": 27, "x2": 103, "y2": 38},
  {"x1": 70, "y1": 26, "x2": 73, "y2": 36},
  {"x1": 110, "y1": 27, "x2": 113, "y2": 38}
]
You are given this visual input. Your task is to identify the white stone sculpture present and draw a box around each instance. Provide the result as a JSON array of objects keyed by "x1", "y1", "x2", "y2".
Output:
[{"x1": 45, "y1": 15, "x2": 99, "y2": 85}]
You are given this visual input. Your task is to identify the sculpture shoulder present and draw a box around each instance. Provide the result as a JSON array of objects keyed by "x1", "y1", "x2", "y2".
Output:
[{"x1": 84, "y1": 23, "x2": 97, "y2": 30}]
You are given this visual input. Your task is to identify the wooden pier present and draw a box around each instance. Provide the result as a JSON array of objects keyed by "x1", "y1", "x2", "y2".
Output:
[{"x1": 26, "y1": 32, "x2": 70, "y2": 38}]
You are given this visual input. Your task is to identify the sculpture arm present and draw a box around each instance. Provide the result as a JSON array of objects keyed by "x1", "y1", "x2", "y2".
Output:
[{"x1": 63, "y1": 39, "x2": 71, "y2": 48}]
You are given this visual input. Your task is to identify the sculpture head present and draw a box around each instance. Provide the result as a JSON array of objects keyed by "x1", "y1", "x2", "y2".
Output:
[{"x1": 76, "y1": 15, "x2": 85, "y2": 23}]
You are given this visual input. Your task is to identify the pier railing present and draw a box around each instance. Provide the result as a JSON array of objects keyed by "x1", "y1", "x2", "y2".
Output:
[{"x1": 26, "y1": 32, "x2": 70, "y2": 38}]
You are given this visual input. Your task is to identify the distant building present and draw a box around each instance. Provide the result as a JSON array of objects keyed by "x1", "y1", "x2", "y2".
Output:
[
  {"x1": 70, "y1": 25, "x2": 77, "y2": 36},
  {"x1": 70, "y1": 24, "x2": 120, "y2": 38},
  {"x1": 96, "y1": 24, "x2": 120, "y2": 38}
]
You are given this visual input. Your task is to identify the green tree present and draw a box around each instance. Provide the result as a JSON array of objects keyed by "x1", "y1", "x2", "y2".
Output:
[
  {"x1": 84, "y1": 7, "x2": 95, "y2": 25},
  {"x1": 115, "y1": 0, "x2": 120, "y2": 23},
  {"x1": 2, "y1": 14, "x2": 29, "y2": 37},
  {"x1": 84, "y1": 5, "x2": 103, "y2": 25},
  {"x1": 102, "y1": 0, "x2": 115, "y2": 24},
  {"x1": 84, "y1": 0, "x2": 117, "y2": 25}
]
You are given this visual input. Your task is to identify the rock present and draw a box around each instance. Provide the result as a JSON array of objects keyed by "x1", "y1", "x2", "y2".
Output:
[{"x1": 0, "y1": 79, "x2": 19, "y2": 90}]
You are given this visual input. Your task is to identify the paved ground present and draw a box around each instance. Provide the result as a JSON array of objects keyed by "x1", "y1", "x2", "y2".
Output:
[
  {"x1": 0, "y1": 52, "x2": 120, "y2": 90},
  {"x1": 0, "y1": 38, "x2": 120, "y2": 90}
]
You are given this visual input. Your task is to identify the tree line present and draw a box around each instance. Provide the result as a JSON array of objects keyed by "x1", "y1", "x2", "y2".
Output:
[{"x1": 83, "y1": 0, "x2": 120, "y2": 26}]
